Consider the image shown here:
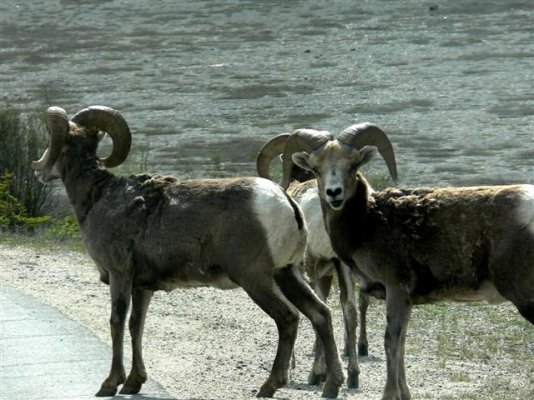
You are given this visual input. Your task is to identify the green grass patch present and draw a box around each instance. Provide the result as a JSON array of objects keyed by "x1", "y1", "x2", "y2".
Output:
[{"x1": 1, "y1": 215, "x2": 84, "y2": 253}]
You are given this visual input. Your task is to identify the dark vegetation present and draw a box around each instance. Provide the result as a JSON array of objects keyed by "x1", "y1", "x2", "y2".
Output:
[{"x1": 0, "y1": 106, "x2": 80, "y2": 242}]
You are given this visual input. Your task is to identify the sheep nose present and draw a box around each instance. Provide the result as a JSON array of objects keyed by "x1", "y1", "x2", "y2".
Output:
[{"x1": 326, "y1": 187, "x2": 342, "y2": 197}]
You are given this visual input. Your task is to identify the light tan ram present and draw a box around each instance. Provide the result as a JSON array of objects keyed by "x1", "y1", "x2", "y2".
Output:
[{"x1": 256, "y1": 133, "x2": 374, "y2": 389}]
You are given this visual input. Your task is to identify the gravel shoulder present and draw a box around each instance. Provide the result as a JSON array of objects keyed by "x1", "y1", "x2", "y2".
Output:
[{"x1": 1, "y1": 242, "x2": 532, "y2": 399}]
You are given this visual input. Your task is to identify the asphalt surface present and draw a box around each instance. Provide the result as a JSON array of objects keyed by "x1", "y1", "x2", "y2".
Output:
[{"x1": 0, "y1": 285, "x2": 174, "y2": 400}]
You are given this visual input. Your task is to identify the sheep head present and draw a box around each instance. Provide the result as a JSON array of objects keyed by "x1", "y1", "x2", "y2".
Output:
[
  {"x1": 256, "y1": 132, "x2": 317, "y2": 186},
  {"x1": 289, "y1": 123, "x2": 398, "y2": 210},
  {"x1": 31, "y1": 105, "x2": 132, "y2": 181},
  {"x1": 256, "y1": 129, "x2": 333, "y2": 190}
]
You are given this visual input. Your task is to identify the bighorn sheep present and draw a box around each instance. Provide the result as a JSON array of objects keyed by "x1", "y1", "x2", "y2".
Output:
[
  {"x1": 276, "y1": 122, "x2": 534, "y2": 400},
  {"x1": 31, "y1": 106, "x2": 345, "y2": 398},
  {"x1": 256, "y1": 134, "x2": 370, "y2": 389}
]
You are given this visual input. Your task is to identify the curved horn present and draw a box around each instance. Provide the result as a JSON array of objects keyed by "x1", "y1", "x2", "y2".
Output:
[
  {"x1": 338, "y1": 122, "x2": 398, "y2": 182},
  {"x1": 280, "y1": 129, "x2": 332, "y2": 189},
  {"x1": 256, "y1": 133, "x2": 289, "y2": 181},
  {"x1": 31, "y1": 107, "x2": 69, "y2": 171},
  {"x1": 71, "y1": 106, "x2": 131, "y2": 168}
]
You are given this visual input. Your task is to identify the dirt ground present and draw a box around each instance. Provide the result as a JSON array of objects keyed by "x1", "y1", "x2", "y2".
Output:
[{"x1": 1, "y1": 243, "x2": 532, "y2": 400}]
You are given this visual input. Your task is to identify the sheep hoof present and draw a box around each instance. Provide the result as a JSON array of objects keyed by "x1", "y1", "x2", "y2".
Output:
[
  {"x1": 358, "y1": 343, "x2": 368, "y2": 357},
  {"x1": 119, "y1": 384, "x2": 142, "y2": 395},
  {"x1": 321, "y1": 379, "x2": 341, "y2": 399},
  {"x1": 308, "y1": 372, "x2": 327, "y2": 386},
  {"x1": 347, "y1": 371, "x2": 359, "y2": 388},
  {"x1": 256, "y1": 382, "x2": 276, "y2": 398},
  {"x1": 95, "y1": 386, "x2": 117, "y2": 397}
]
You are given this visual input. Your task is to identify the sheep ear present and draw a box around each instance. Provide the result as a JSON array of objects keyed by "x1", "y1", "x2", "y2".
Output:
[
  {"x1": 292, "y1": 152, "x2": 313, "y2": 171},
  {"x1": 359, "y1": 145, "x2": 378, "y2": 166}
]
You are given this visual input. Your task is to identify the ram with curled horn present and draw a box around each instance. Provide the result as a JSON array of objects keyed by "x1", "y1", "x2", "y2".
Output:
[
  {"x1": 32, "y1": 105, "x2": 346, "y2": 399},
  {"x1": 256, "y1": 127, "x2": 384, "y2": 389},
  {"x1": 282, "y1": 122, "x2": 534, "y2": 400}
]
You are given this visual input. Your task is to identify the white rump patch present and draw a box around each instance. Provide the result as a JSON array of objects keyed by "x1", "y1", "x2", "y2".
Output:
[
  {"x1": 252, "y1": 178, "x2": 307, "y2": 268},
  {"x1": 518, "y1": 184, "x2": 534, "y2": 236}
]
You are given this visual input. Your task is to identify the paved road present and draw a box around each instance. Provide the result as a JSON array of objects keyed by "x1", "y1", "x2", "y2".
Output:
[{"x1": 0, "y1": 285, "x2": 173, "y2": 400}]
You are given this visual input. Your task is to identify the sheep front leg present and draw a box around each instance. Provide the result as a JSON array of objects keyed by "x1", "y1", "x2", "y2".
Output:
[
  {"x1": 334, "y1": 260, "x2": 359, "y2": 388},
  {"x1": 382, "y1": 286, "x2": 412, "y2": 400},
  {"x1": 357, "y1": 290, "x2": 369, "y2": 357},
  {"x1": 308, "y1": 272, "x2": 332, "y2": 386},
  {"x1": 120, "y1": 288, "x2": 154, "y2": 394},
  {"x1": 96, "y1": 274, "x2": 132, "y2": 397},
  {"x1": 398, "y1": 314, "x2": 411, "y2": 399}
]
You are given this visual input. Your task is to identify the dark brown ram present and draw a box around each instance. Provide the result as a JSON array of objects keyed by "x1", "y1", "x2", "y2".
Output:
[
  {"x1": 278, "y1": 122, "x2": 534, "y2": 400},
  {"x1": 31, "y1": 106, "x2": 345, "y2": 398}
]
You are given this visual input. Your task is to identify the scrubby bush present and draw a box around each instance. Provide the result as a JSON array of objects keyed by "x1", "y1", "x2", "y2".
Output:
[
  {"x1": 0, "y1": 172, "x2": 50, "y2": 232},
  {"x1": 0, "y1": 107, "x2": 50, "y2": 217},
  {"x1": 43, "y1": 215, "x2": 82, "y2": 242}
]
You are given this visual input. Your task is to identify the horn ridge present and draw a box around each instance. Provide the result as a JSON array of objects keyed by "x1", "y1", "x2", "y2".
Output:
[
  {"x1": 256, "y1": 133, "x2": 290, "y2": 181},
  {"x1": 72, "y1": 105, "x2": 131, "y2": 168},
  {"x1": 31, "y1": 107, "x2": 69, "y2": 171},
  {"x1": 338, "y1": 123, "x2": 398, "y2": 182}
]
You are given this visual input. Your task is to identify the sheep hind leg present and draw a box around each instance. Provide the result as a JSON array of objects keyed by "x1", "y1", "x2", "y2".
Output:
[
  {"x1": 240, "y1": 275, "x2": 300, "y2": 398},
  {"x1": 96, "y1": 274, "x2": 132, "y2": 397},
  {"x1": 308, "y1": 329, "x2": 327, "y2": 385},
  {"x1": 120, "y1": 288, "x2": 154, "y2": 394},
  {"x1": 275, "y1": 265, "x2": 344, "y2": 399},
  {"x1": 491, "y1": 233, "x2": 534, "y2": 325}
]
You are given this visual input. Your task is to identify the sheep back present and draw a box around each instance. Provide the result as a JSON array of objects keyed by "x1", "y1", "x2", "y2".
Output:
[{"x1": 81, "y1": 175, "x2": 307, "y2": 291}]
